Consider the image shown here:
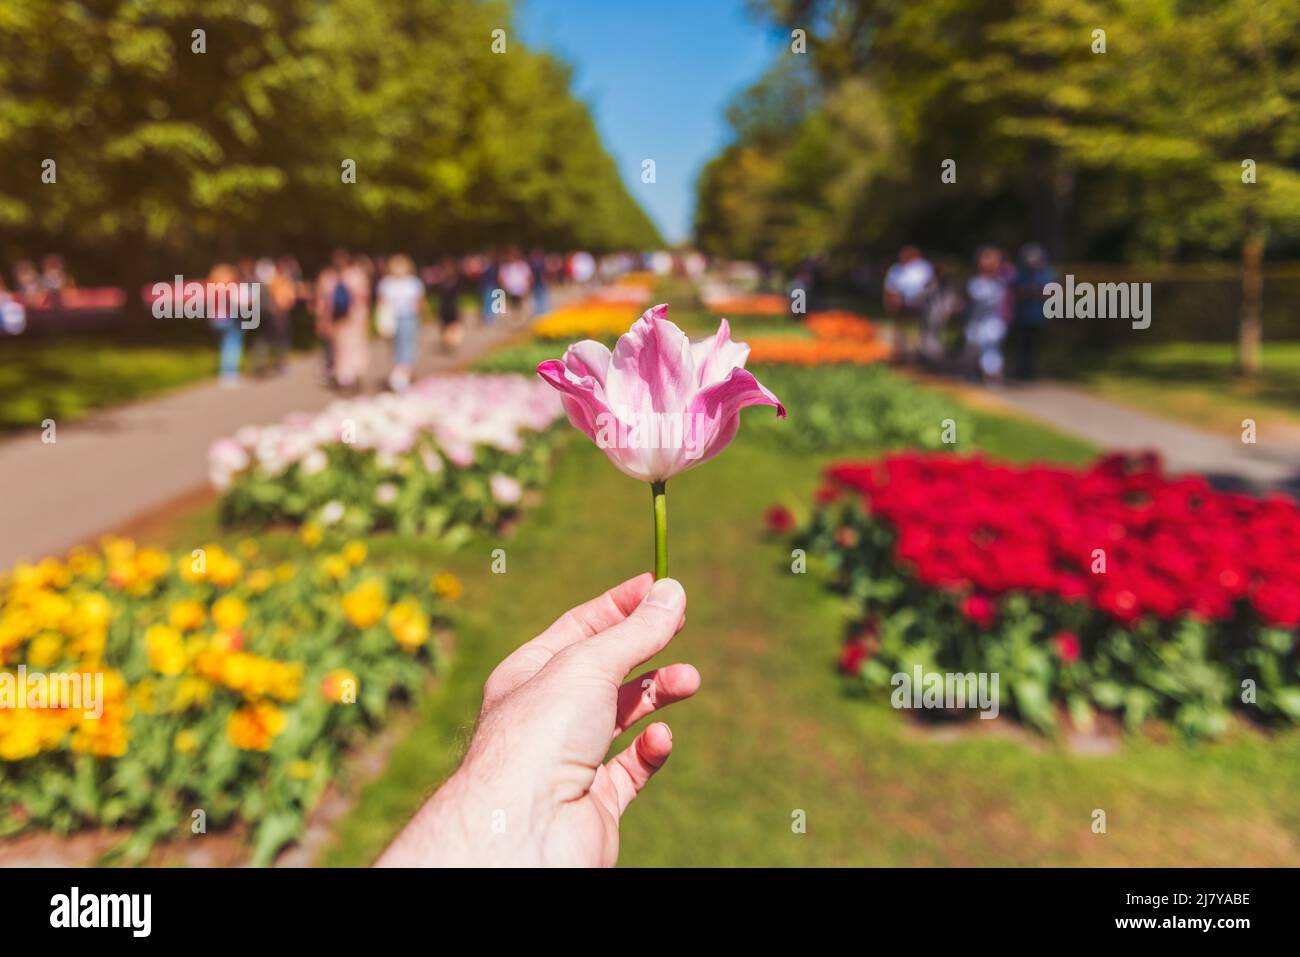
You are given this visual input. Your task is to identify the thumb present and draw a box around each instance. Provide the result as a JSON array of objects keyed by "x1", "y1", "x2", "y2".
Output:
[{"x1": 586, "y1": 577, "x2": 686, "y2": 676}]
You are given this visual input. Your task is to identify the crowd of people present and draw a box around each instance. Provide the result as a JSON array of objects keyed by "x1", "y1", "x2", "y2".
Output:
[
  {"x1": 883, "y1": 242, "x2": 1057, "y2": 383},
  {"x1": 198, "y1": 249, "x2": 610, "y2": 391},
  {"x1": 1, "y1": 247, "x2": 646, "y2": 391},
  {"x1": 8, "y1": 254, "x2": 75, "y2": 301},
  {"x1": 7, "y1": 243, "x2": 1059, "y2": 391},
  {"x1": 0, "y1": 255, "x2": 75, "y2": 333}
]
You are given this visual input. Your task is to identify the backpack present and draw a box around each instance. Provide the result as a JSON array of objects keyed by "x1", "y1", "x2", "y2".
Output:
[{"x1": 331, "y1": 279, "x2": 351, "y2": 320}]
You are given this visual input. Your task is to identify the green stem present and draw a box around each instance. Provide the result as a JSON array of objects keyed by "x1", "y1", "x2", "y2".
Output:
[{"x1": 651, "y1": 479, "x2": 668, "y2": 580}]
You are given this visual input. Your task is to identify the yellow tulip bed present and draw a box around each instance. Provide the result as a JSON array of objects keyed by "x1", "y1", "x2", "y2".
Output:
[
  {"x1": 612, "y1": 271, "x2": 657, "y2": 288},
  {"x1": 532, "y1": 282, "x2": 656, "y2": 341},
  {"x1": 0, "y1": 536, "x2": 459, "y2": 864}
]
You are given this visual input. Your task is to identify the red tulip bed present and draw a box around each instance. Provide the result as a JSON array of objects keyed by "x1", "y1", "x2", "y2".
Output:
[{"x1": 783, "y1": 451, "x2": 1300, "y2": 738}]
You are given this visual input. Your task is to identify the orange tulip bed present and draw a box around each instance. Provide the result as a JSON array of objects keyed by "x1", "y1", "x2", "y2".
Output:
[
  {"x1": 747, "y1": 310, "x2": 891, "y2": 366},
  {"x1": 704, "y1": 293, "x2": 789, "y2": 316},
  {"x1": 804, "y1": 311, "x2": 878, "y2": 341}
]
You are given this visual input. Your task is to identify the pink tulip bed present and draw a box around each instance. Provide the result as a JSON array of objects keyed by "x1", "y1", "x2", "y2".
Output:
[
  {"x1": 209, "y1": 374, "x2": 565, "y2": 542},
  {"x1": 781, "y1": 451, "x2": 1300, "y2": 738}
]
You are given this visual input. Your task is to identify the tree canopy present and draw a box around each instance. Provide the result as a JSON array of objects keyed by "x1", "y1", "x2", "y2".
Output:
[
  {"x1": 0, "y1": 0, "x2": 661, "y2": 282},
  {"x1": 696, "y1": 0, "x2": 1300, "y2": 270}
]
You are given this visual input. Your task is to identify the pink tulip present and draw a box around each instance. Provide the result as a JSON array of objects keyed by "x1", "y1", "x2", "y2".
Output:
[{"x1": 537, "y1": 304, "x2": 786, "y2": 577}]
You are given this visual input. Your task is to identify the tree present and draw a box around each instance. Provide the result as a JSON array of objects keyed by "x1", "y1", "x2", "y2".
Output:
[
  {"x1": 0, "y1": 0, "x2": 659, "y2": 284},
  {"x1": 723, "y1": 0, "x2": 1300, "y2": 373},
  {"x1": 956, "y1": 0, "x2": 1300, "y2": 375}
]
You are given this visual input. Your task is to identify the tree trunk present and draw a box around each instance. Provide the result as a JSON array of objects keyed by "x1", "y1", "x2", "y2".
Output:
[{"x1": 1239, "y1": 208, "x2": 1264, "y2": 378}]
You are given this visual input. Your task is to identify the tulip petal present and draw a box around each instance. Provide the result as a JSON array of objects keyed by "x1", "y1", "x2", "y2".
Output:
[
  {"x1": 563, "y1": 339, "x2": 612, "y2": 387},
  {"x1": 604, "y1": 304, "x2": 696, "y2": 418},
  {"x1": 536, "y1": 359, "x2": 610, "y2": 443},
  {"x1": 690, "y1": 318, "x2": 751, "y2": 388},
  {"x1": 683, "y1": 367, "x2": 786, "y2": 471}
]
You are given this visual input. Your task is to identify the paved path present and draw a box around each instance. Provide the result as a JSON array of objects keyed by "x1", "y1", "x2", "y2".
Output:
[
  {"x1": 0, "y1": 315, "x2": 535, "y2": 570},
  {"x1": 962, "y1": 379, "x2": 1300, "y2": 495}
]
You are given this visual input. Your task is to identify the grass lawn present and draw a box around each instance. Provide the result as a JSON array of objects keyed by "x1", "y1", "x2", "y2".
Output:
[
  {"x1": 0, "y1": 308, "x2": 323, "y2": 432},
  {"x1": 0, "y1": 336, "x2": 215, "y2": 431},
  {"x1": 1054, "y1": 341, "x2": 1300, "y2": 440}
]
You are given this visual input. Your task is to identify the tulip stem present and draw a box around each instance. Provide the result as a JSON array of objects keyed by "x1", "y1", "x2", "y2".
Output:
[{"x1": 651, "y1": 479, "x2": 668, "y2": 579}]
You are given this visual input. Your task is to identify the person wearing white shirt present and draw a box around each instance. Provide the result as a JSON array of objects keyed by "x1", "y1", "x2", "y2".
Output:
[{"x1": 883, "y1": 245, "x2": 936, "y2": 359}]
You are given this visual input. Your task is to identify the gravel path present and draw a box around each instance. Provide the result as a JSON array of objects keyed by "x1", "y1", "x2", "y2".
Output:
[{"x1": 974, "y1": 379, "x2": 1300, "y2": 495}]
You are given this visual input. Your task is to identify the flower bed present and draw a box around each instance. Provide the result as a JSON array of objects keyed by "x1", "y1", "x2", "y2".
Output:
[
  {"x1": 701, "y1": 292, "x2": 789, "y2": 316},
  {"x1": 747, "y1": 338, "x2": 890, "y2": 366},
  {"x1": 534, "y1": 302, "x2": 643, "y2": 340},
  {"x1": 804, "y1": 310, "x2": 877, "y2": 341},
  {"x1": 533, "y1": 283, "x2": 655, "y2": 340},
  {"x1": 210, "y1": 374, "x2": 564, "y2": 541},
  {"x1": 746, "y1": 309, "x2": 890, "y2": 366},
  {"x1": 791, "y1": 451, "x2": 1300, "y2": 737},
  {"x1": 0, "y1": 537, "x2": 458, "y2": 863},
  {"x1": 749, "y1": 365, "x2": 963, "y2": 452}
]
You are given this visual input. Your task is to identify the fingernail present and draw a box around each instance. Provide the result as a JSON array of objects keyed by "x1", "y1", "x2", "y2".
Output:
[
  {"x1": 645, "y1": 577, "x2": 685, "y2": 611},
  {"x1": 659, "y1": 722, "x2": 672, "y2": 740}
]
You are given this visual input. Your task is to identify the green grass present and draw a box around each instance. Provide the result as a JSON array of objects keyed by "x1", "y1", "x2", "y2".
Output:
[
  {"x1": 283, "y1": 382, "x2": 1300, "y2": 867},
  {"x1": 471, "y1": 338, "x2": 569, "y2": 375},
  {"x1": 963, "y1": 407, "x2": 1098, "y2": 464},
  {"x1": 1049, "y1": 340, "x2": 1300, "y2": 438},
  {"x1": 0, "y1": 336, "x2": 216, "y2": 431}
]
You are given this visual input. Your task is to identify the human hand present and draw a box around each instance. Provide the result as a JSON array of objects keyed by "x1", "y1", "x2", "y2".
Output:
[{"x1": 376, "y1": 573, "x2": 698, "y2": 867}]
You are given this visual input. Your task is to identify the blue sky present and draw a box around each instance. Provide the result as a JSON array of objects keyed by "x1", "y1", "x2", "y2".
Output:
[{"x1": 517, "y1": 0, "x2": 783, "y2": 244}]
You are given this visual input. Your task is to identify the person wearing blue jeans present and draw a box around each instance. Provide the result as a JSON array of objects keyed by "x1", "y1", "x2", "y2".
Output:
[
  {"x1": 378, "y1": 254, "x2": 427, "y2": 392},
  {"x1": 1013, "y1": 242, "x2": 1056, "y2": 380},
  {"x1": 480, "y1": 255, "x2": 499, "y2": 325},
  {"x1": 218, "y1": 319, "x2": 243, "y2": 386},
  {"x1": 529, "y1": 250, "x2": 549, "y2": 317},
  {"x1": 209, "y1": 264, "x2": 244, "y2": 388}
]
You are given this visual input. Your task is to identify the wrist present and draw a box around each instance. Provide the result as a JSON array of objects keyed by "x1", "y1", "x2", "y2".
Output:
[
  {"x1": 379, "y1": 760, "x2": 551, "y2": 867},
  {"x1": 375, "y1": 769, "x2": 477, "y2": 866}
]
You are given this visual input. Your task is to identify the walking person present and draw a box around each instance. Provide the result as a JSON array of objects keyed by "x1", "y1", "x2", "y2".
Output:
[
  {"x1": 1012, "y1": 243, "x2": 1056, "y2": 380},
  {"x1": 313, "y1": 251, "x2": 346, "y2": 386},
  {"x1": 528, "y1": 248, "x2": 550, "y2": 317},
  {"x1": 919, "y1": 263, "x2": 963, "y2": 366},
  {"x1": 964, "y1": 245, "x2": 1011, "y2": 384},
  {"x1": 251, "y1": 257, "x2": 291, "y2": 376},
  {"x1": 332, "y1": 252, "x2": 372, "y2": 393},
  {"x1": 40, "y1": 254, "x2": 71, "y2": 309},
  {"x1": 277, "y1": 256, "x2": 302, "y2": 357},
  {"x1": 13, "y1": 260, "x2": 41, "y2": 299},
  {"x1": 499, "y1": 249, "x2": 532, "y2": 326},
  {"x1": 0, "y1": 274, "x2": 26, "y2": 335},
  {"x1": 208, "y1": 262, "x2": 245, "y2": 388},
  {"x1": 480, "y1": 252, "x2": 500, "y2": 325},
  {"x1": 377, "y1": 254, "x2": 427, "y2": 392},
  {"x1": 568, "y1": 249, "x2": 596, "y2": 286},
  {"x1": 435, "y1": 257, "x2": 465, "y2": 353},
  {"x1": 883, "y1": 245, "x2": 935, "y2": 361}
]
